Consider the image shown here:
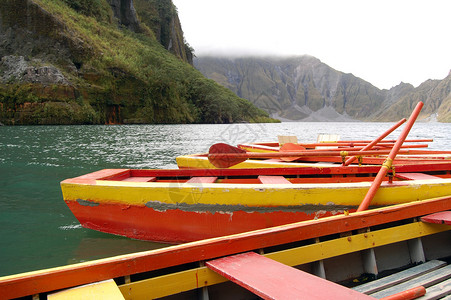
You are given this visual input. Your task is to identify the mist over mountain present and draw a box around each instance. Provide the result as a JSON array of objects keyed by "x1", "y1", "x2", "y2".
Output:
[
  {"x1": 195, "y1": 56, "x2": 451, "y2": 122},
  {"x1": 1, "y1": 0, "x2": 448, "y2": 125}
]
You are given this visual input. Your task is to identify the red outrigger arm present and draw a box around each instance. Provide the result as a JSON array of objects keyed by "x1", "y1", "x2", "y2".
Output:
[
  {"x1": 358, "y1": 102, "x2": 424, "y2": 212},
  {"x1": 344, "y1": 118, "x2": 406, "y2": 166}
]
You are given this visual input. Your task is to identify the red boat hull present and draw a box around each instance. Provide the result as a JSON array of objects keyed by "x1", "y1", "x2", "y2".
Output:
[{"x1": 65, "y1": 201, "x2": 347, "y2": 243}]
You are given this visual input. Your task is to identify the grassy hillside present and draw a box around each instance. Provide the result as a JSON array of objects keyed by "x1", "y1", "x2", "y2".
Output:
[{"x1": 0, "y1": 0, "x2": 275, "y2": 124}]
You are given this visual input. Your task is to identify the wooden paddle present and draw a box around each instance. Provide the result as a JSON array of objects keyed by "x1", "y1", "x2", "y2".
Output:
[
  {"x1": 357, "y1": 101, "x2": 424, "y2": 212},
  {"x1": 282, "y1": 139, "x2": 432, "y2": 149},
  {"x1": 279, "y1": 119, "x2": 407, "y2": 162},
  {"x1": 208, "y1": 143, "x2": 411, "y2": 168},
  {"x1": 343, "y1": 118, "x2": 407, "y2": 166}
]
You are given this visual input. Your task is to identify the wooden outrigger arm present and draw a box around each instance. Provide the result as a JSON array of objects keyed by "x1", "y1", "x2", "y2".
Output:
[{"x1": 357, "y1": 102, "x2": 424, "y2": 212}]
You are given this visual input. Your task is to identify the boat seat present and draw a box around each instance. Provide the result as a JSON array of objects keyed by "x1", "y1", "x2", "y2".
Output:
[
  {"x1": 206, "y1": 252, "x2": 373, "y2": 300},
  {"x1": 122, "y1": 177, "x2": 156, "y2": 182},
  {"x1": 369, "y1": 264, "x2": 451, "y2": 299},
  {"x1": 421, "y1": 211, "x2": 451, "y2": 225},
  {"x1": 395, "y1": 173, "x2": 442, "y2": 180},
  {"x1": 258, "y1": 175, "x2": 292, "y2": 184},
  {"x1": 317, "y1": 133, "x2": 340, "y2": 143},
  {"x1": 278, "y1": 135, "x2": 298, "y2": 146},
  {"x1": 48, "y1": 279, "x2": 125, "y2": 300},
  {"x1": 186, "y1": 177, "x2": 218, "y2": 183},
  {"x1": 353, "y1": 260, "x2": 446, "y2": 294}
]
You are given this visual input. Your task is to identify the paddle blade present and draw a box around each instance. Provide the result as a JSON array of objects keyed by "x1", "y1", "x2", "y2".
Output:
[
  {"x1": 208, "y1": 143, "x2": 247, "y2": 168},
  {"x1": 279, "y1": 143, "x2": 306, "y2": 161}
]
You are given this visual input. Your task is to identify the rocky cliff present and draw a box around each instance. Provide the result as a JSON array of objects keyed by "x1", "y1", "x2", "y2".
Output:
[
  {"x1": 0, "y1": 0, "x2": 272, "y2": 125},
  {"x1": 195, "y1": 56, "x2": 451, "y2": 122},
  {"x1": 134, "y1": 0, "x2": 193, "y2": 64}
]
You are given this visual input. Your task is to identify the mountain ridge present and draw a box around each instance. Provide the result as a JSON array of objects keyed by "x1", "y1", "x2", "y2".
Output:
[{"x1": 195, "y1": 56, "x2": 451, "y2": 122}]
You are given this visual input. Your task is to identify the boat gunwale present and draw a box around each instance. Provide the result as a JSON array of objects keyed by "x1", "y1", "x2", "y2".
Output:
[
  {"x1": 2, "y1": 196, "x2": 451, "y2": 299},
  {"x1": 61, "y1": 162, "x2": 451, "y2": 183},
  {"x1": 64, "y1": 177, "x2": 451, "y2": 190}
]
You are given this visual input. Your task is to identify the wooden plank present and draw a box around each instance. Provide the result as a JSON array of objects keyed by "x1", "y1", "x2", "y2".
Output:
[
  {"x1": 396, "y1": 173, "x2": 442, "y2": 180},
  {"x1": 119, "y1": 223, "x2": 447, "y2": 300},
  {"x1": 278, "y1": 135, "x2": 298, "y2": 145},
  {"x1": 370, "y1": 265, "x2": 451, "y2": 299},
  {"x1": 186, "y1": 177, "x2": 218, "y2": 183},
  {"x1": 119, "y1": 267, "x2": 225, "y2": 300},
  {"x1": 128, "y1": 162, "x2": 451, "y2": 178},
  {"x1": 421, "y1": 211, "x2": 451, "y2": 225},
  {"x1": 121, "y1": 177, "x2": 156, "y2": 182},
  {"x1": 48, "y1": 279, "x2": 124, "y2": 300},
  {"x1": 206, "y1": 252, "x2": 373, "y2": 300},
  {"x1": 258, "y1": 175, "x2": 292, "y2": 184},
  {"x1": 267, "y1": 222, "x2": 450, "y2": 274},
  {"x1": 418, "y1": 277, "x2": 451, "y2": 300},
  {"x1": 2, "y1": 196, "x2": 451, "y2": 300},
  {"x1": 353, "y1": 260, "x2": 446, "y2": 294},
  {"x1": 118, "y1": 222, "x2": 449, "y2": 300}
]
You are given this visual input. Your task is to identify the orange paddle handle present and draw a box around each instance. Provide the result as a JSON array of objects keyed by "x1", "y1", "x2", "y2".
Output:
[
  {"x1": 357, "y1": 102, "x2": 424, "y2": 212},
  {"x1": 344, "y1": 118, "x2": 406, "y2": 166}
]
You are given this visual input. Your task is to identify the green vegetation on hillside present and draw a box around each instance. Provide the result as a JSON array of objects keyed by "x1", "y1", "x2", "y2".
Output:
[{"x1": 0, "y1": 0, "x2": 275, "y2": 125}]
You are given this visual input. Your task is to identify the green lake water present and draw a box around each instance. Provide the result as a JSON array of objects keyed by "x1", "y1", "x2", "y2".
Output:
[{"x1": 0, "y1": 122, "x2": 450, "y2": 276}]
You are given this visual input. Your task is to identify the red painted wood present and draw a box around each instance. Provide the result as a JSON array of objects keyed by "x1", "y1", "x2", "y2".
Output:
[
  {"x1": 3, "y1": 196, "x2": 451, "y2": 299},
  {"x1": 237, "y1": 140, "x2": 434, "y2": 150},
  {"x1": 279, "y1": 142, "x2": 306, "y2": 161},
  {"x1": 344, "y1": 119, "x2": 406, "y2": 166},
  {"x1": 61, "y1": 169, "x2": 130, "y2": 184},
  {"x1": 93, "y1": 162, "x2": 451, "y2": 181},
  {"x1": 357, "y1": 102, "x2": 424, "y2": 212},
  {"x1": 421, "y1": 211, "x2": 451, "y2": 225},
  {"x1": 209, "y1": 146, "x2": 412, "y2": 168},
  {"x1": 209, "y1": 142, "x2": 247, "y2": 168},
  {"x1": 290, "y1": 156, "x2": 451, "y2": 165},
  {"x1": 380, "y1": 286, "x2": 426, "y2": 300},
  {"x1": 61, "y1": 163, "x2": 451, "y2": 186},
  {"x1": 186, "y1": 177, "x2": 218, "y2": 183},
  {"x1": 206, "y1": 252, "x2": 373, "y2": 300},
  {"x1": 396, "y1": 173, "x2": 441, "y2": 180},
  {"x1": 122, "y1": 176, "x2": 157, "y2": 182},
  {"x1": 64, "y1": 200, "x2": 332, "y2": 243},
  {"x1": 258, "y1": 176, "x2": 292, "y2": 184}
]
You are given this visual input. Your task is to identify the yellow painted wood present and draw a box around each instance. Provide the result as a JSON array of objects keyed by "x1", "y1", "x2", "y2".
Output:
[
  {"x1": 175, "y1": 154, "x2": 328, "y2": 169},
  {"x1": 61, "y1": 177, "x2": 451, "y2": 207},
  {"x1": 119, "y1": 267, "x2": 226, "y2": 300},
  {"x1": 278, "y1": 135, "x2": 298, "y2": 145},
  {"x1": 117, "y1": 222, "x2": 450, "y2": 300},
  {"x1": 266, "y1": 221, "x2": 450, "y2": 267},
  {"x1": 48, "y1": 279, "x2": 124, "y2": 300}
]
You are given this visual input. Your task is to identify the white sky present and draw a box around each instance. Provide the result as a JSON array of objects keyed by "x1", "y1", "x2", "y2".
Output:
[{"x1": 172, "y1": 0, "x2": 451, "y2": 90}]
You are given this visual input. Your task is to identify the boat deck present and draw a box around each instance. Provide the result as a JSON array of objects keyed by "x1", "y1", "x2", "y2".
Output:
[
  {"x1": 2, "y1": 198, "x2": 451, "y2": 300},
  {"x1": 41, "y1": 258, "x2": 451, "y2": 300},
  {"x1": 87, "y1": 166, "x2": 451, "y2": 185},
  {"x1": 45, "y1": 252, "x2": 451, "y2": 300},
  {"x1": 353, "y1": 259, "x2": 451, "y2": 299}
]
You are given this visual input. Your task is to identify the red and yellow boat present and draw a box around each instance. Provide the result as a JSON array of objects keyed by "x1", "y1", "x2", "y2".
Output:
[
  {"x1": 2, "y1": 196, "x2": 451, "y2": 299},
  {"x1": 178, "y1": 113, "x2": 451, "y2": 170},
  {"x1": 176, "y1": 147, "x2": 451, "y2": 169},
  {"x1": 61, "y1": 163, "x2": 451, "y2": 243},
  {"x1": 61, "y1": 103, "x2": 451, "y2": 243}
]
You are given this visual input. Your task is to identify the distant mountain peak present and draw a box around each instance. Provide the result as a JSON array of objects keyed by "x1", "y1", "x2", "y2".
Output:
[{"x1": 195, "y1": 55, "x2": 451, "y2": 122}]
